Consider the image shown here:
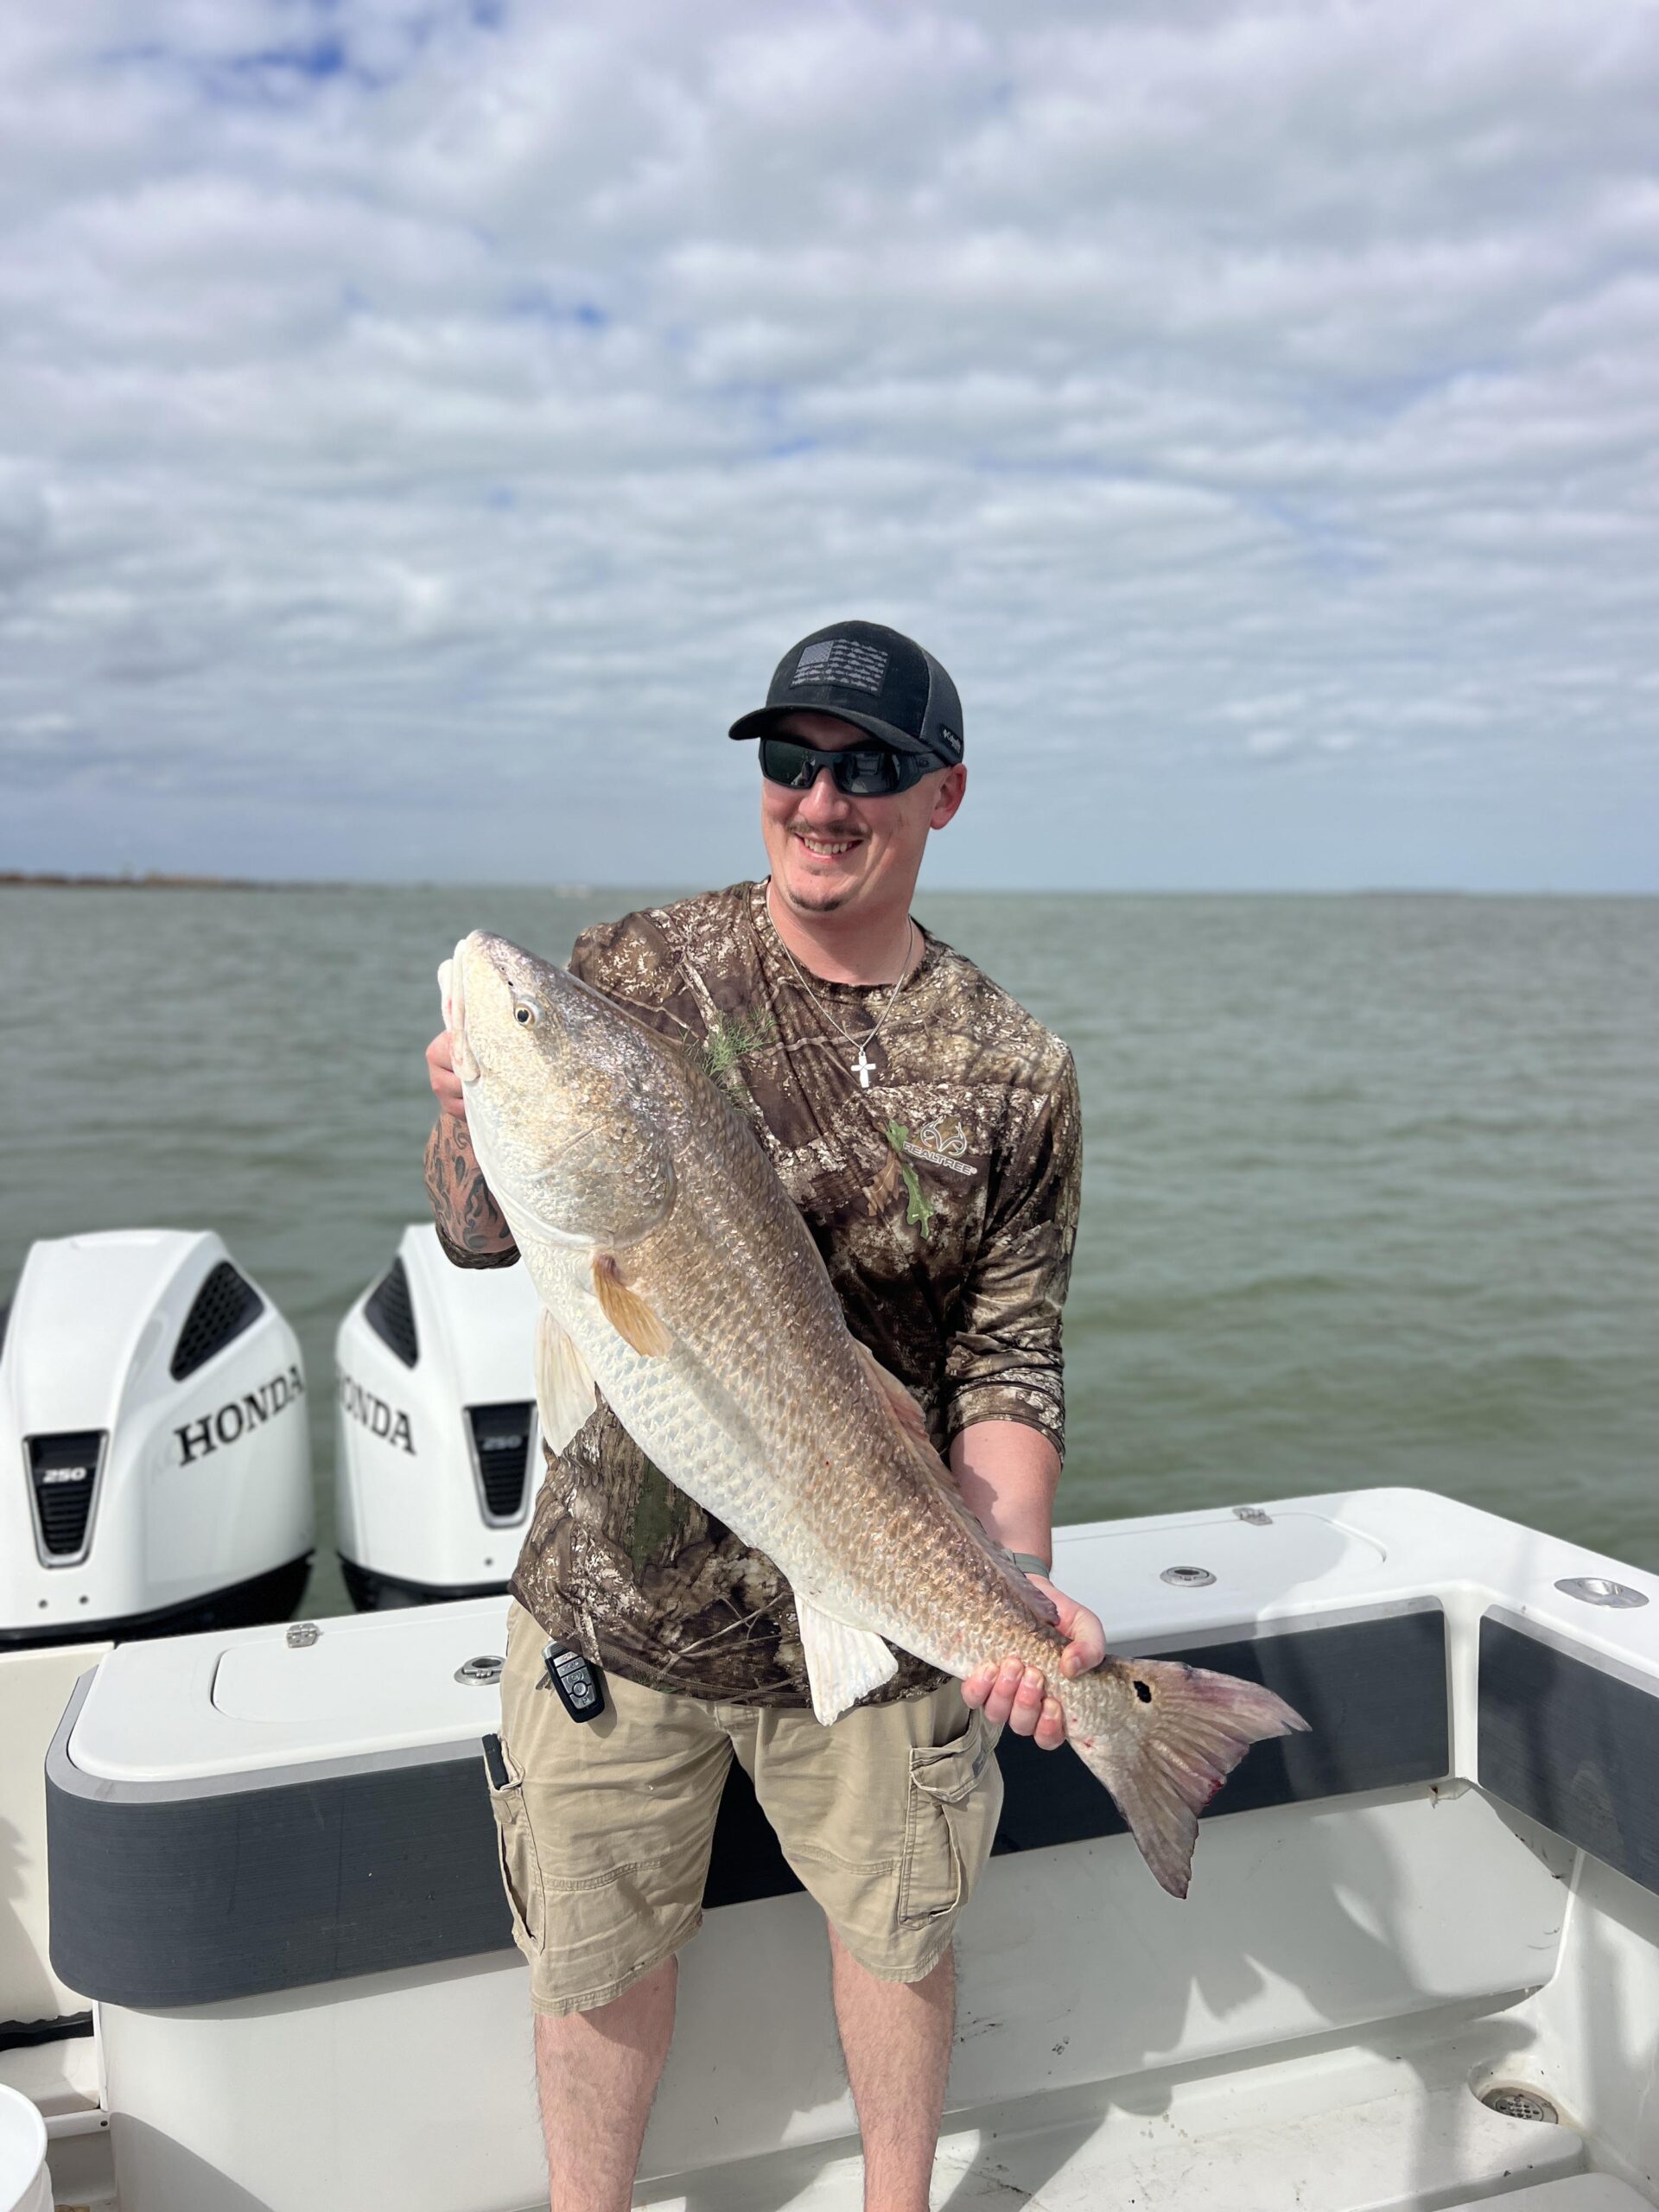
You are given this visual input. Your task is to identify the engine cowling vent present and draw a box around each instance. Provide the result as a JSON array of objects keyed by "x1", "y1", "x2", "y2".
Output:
[
  {"x1": 365, "y1": 1258, "x2": 419, "y2": 1369},
  {"x1": 29, "y1": 1430, "x2": 105, "y2": 1562},
  {"x1": 171, "y1": 1262, "x2": 264, "y2": 1382},
  {"x1": 467, "y1": 1402, "x2": 535, "y2": 1523}
]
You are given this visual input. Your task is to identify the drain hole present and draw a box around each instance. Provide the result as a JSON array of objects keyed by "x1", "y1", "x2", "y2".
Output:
[{"x1": 1480, "y1": 2086, "x2": 1559, "y2": 2125}]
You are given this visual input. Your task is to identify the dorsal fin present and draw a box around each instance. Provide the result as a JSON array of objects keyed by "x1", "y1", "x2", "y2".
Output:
[
  {"x1": 593, "y1": 1253, "x2": 671, "y2": 1357},
  {"x1": 849, "y1": 1339, "x2": 1060, "y2": 1631},
  {"x1": 855, "y1": 1341, "x2": 933, "y2": 1451}
]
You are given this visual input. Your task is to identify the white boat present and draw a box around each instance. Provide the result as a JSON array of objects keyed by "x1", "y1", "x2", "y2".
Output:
[{"x1": 6, "y1": 1485, "x2": 1659, "y2": 2209}]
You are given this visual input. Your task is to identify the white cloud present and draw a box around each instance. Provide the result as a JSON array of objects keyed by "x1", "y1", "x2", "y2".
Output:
[{"x1": 0, "y1": 0, "x2": 1656, "y2": 887}]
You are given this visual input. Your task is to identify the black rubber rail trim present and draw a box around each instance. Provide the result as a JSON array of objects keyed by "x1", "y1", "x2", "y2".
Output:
[{"x1": 0, "y1": 2012, "x2": 93, "y2": 2053}]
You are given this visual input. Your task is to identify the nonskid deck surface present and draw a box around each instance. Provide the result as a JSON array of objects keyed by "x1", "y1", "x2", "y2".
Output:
[
  {"x1": 626, "y1": 2039, "x2": 1652, "y2": 2212},
  {"x1": 631, "y1": 2126, "x2": 1643, "y2": 2212}
]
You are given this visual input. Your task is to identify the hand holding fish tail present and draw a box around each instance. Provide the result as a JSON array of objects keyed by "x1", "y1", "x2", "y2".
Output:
[
  {"x1": 950, "y1": 1420, "x2": 1103, "y2": 1748},
  {"x1": 962, "y1": 1575, "x2": 1106, "y2": 1751}
]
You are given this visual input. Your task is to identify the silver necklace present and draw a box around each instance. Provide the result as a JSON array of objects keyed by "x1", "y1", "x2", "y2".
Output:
[{"x1": 772, "y1": 907, "x2": 917, "y2": 1089}]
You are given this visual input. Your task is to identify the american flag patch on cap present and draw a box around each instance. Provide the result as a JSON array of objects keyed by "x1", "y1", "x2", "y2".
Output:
[{"x1": 791, "y1": 637, "x2": 889, "y2": 696}]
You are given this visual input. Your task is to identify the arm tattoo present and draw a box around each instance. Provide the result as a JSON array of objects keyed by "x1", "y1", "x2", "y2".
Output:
[{"x1": 423, "y1": 1116, "x2": 518, "y2": 1264}]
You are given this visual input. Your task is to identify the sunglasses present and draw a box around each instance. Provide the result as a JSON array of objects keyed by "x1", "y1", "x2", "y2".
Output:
[{"x1": 758, "y1": 734, "x2": 937, "y2": 798}]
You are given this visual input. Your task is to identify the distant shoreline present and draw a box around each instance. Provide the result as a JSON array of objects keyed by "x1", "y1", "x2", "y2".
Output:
[{"x1": 0, "y1": 872, "x2": 331, "y2": 891}]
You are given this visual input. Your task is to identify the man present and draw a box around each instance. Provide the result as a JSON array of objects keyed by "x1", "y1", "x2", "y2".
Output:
[{"x1": 424, "y1": 620, "x2": 1101, "y2": 2212}]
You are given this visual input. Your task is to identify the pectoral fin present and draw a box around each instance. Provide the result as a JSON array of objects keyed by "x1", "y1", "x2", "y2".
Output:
[
  {"x1": 535, "y1": 1306, "x2": 596, "y2": 1452},
  {"x1": 792, "y1": 1594, "x2": 899, "y2": 1725},
  {"x1": 593, "y1": 1254, "x2": 671, "y2": 1358}
]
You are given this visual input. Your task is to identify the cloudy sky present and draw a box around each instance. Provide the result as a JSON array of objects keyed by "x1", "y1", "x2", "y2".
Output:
[{"x1": 3, "y1": 0, "x2": 1656, "y2": 891}]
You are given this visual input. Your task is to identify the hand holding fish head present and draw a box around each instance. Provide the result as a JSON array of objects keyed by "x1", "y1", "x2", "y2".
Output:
[{"x1": 443, "y1": 931, "x2": 678, "y2": 1252}]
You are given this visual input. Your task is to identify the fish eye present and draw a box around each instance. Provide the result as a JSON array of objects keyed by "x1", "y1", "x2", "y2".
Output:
[{"x1": 512, "y1": 1001, "x2": 537, "y2": 1027}]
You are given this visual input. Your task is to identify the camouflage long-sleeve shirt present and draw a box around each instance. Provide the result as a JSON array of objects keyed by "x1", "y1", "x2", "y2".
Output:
[{"x1": 440, "y1": 880, "x2": 1082, "y2": 1707}]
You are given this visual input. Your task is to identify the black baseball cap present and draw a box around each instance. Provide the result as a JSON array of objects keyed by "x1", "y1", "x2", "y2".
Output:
[{"x1": 728, "y1": 620, "x2": 963, "y2": 766}]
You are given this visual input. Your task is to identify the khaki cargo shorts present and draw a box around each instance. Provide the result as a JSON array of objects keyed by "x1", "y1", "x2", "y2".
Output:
[{"x1": 486, "y1": 1599, "x2": 1003, "y2": 2017}]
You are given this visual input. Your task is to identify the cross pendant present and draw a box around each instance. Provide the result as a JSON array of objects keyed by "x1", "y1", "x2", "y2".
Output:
[{"x1": 851, "y1": 1045, "x2": 875, "y2": 1089}]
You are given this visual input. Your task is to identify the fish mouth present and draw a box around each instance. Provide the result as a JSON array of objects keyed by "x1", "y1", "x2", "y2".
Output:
[
  {"x1": 448, "y1": 928, "x2": 540, "y2": 1078},
  {"x1": 446, "y1": 928, "x2": 579, "y2": 1097},
  {"x1": 448, "y1": 938, "x2": 469, "y2": 1033},
  {"x1": 444, "y1": 934, "x2": 481, "y2": 1084}
]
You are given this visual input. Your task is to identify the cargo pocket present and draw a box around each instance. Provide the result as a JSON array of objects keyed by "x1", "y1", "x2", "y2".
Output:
[
  {"x1": 898, "y1": 1709, "x2": 995, "y2": 1926},
  {"x1": 483, "y1": 1732, "x2": 545, "y2": 1955}
]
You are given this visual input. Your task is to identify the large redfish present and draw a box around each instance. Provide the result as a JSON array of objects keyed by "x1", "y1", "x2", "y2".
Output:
[{"x1": 440, "y1": 931, "x2": 1306, "y2": 1895}]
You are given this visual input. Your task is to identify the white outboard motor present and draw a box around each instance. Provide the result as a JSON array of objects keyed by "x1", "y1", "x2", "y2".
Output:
[
  {"x1": 0, "y1": 1230, "x2": 314, "y2": 1649},
  {"x1": 334, "y1": 1224, "x2": 541, "y2": 1607}
]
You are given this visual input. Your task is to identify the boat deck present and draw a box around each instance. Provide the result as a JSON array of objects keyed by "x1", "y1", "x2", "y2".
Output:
[{"x1": 633, "y1": 2023, "x2": 1649, "y2": 2212}]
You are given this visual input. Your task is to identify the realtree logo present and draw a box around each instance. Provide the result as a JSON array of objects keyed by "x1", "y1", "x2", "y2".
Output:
[
  {"x1": 175, "y1": 1365, "x2": 305, "y2": 1465},
  {"x1": 338, "y1": 1372, "x2": 416, "y2": 1455}
]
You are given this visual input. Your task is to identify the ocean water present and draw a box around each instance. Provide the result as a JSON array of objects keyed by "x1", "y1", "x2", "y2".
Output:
[{"x1": 3, "y1": 884, "x2": 1656, "y2": 1618}]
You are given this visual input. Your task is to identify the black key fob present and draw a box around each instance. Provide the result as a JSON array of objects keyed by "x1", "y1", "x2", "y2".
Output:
[{"x1": 542, "y1": 1640, "x2": 605, "y2": 1723}]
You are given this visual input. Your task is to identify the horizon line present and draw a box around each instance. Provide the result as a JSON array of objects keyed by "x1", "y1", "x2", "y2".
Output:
[{"x1": 3, "y1": 870, "x2": 1655, "y2": 900}]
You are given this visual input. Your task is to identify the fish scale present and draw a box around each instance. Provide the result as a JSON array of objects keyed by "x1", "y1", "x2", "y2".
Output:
[{"x1": 448, "y1": 928, "x2": 1310, "y2": 1896}]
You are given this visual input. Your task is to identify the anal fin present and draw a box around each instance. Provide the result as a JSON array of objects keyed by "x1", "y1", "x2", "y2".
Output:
[
  {"x1": 593, "y1": 1254, "x2": 671, "y2": 1357},
  {"x1": 793, "y1": 1595, "x2": 899, "y2": 1725},
  {"x1": 536, "y1": 1306, "x2": 596, "y2": 1452}
]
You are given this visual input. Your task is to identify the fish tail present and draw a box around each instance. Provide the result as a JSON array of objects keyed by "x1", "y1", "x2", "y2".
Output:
[{"x1": 1058, "y1": 1658, "x2": 1310, "y2": 1898}]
